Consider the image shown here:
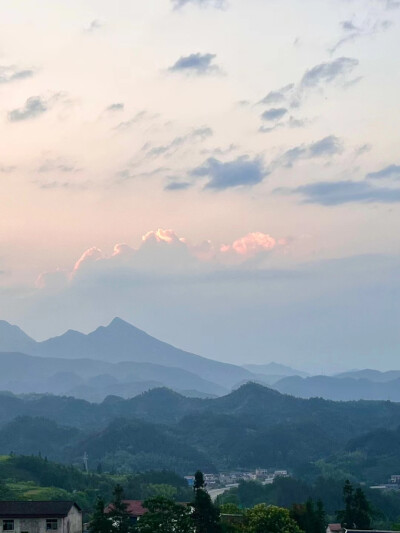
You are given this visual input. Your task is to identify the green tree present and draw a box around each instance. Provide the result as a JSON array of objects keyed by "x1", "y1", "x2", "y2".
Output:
[
  {"x1": 245, "y1": 504, "x2": 303, "y2": 533},
  {"x1": 291, "y1": 500, "x2": 325, "y2": 533},
  {"x1": 142, "y1": 483, "x2": 178, "y2": 500},
  {"x1": 220, "y1": 504, "x2": 244, "y2": 533},
  {"x1": 353, "y1": 488, "x2": 372, "y2": 530},
  {"x1": 341, "y1": 480, "x2": 355, "y2": 529},
  {"x1": 192, "y1": 471, "x2": 221, "y2": 533},
  {"x1": 108, "y1": 485, "x2": 132, "y2": 533},
  {"x1": 89, "y1": 497, "x2": 113, "y2": 533},
  {"x1": 136, "y1": 496, "x2": 194, "y2": 533},
  {"x1": 337, "y1": 480, "x2": 373, "y2": 530}
]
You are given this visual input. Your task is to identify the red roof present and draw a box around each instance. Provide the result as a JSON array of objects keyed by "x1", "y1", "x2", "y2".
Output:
[
  {"x1": 105, "y1": 500, "x2": 147, "y2": 517},
  {"x1": 328, "y1": 524, "x2": 342, "y2": 531}
]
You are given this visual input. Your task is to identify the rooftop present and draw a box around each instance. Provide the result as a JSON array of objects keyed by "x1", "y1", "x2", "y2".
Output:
[{"x1": 0, "y1": 501, "x2": 80, "y2": 518}]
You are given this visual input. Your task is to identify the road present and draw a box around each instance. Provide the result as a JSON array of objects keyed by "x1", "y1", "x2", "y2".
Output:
[{"x1": 208, "y1": 484, "x2": 239, "y2": 501}]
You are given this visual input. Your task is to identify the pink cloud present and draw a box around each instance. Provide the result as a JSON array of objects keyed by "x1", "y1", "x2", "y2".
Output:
[
  {"x1": 73, "y1": 246, "x2": 104, "y2": 272},
  {"x1": 142, "y1": 228, "x2": 185, "y2": 245},
  {"x1": 221, "y1": 232, "x2": 277, "y2": 257},
  {"x1": 112, "y1": 243, "x2": 135, "y2": 257},
  {"x1": 37, "y1": 228, "x2": 284, "y2": 291},
  {"x1": 35, "y1": 269, "x2": 69, "y2": 290}
]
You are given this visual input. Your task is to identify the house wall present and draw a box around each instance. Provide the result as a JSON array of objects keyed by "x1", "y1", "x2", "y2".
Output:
[
  {"x1": 1, "y1": 508, "x2": 82, "y2": 533},
  {"x1": 62, "y1": 506, "x2": 82, "y2": 533}
]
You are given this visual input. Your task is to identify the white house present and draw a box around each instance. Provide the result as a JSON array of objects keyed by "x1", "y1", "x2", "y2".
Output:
[{"x1": 0, "y1": 502, "x2": 82, "y2": 533}]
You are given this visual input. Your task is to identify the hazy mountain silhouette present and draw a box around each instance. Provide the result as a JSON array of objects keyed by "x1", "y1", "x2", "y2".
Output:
[
  {"x1": 335, "y1": 369, "x2": 400, "y2": 382},
  {"x1": 0, "y1": 320, "x2": 36, "y2": 353},
  {"x1": 0, "y1": 318, "x2": 253, "y2": 389},
  {"x1": 243, "y1": 362, "x2": 309, "y2": 377},
  {"x1": 274, "y1": 375, "x2": 400, "y2": 401},
  {"x1": 0, "y1": 351, "x2": 227, "y2": 399}
]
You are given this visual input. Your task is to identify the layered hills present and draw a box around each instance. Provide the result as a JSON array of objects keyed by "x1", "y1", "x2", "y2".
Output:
[{"x1": 1, "y1": 383, "x2": 400, "y2": 483}]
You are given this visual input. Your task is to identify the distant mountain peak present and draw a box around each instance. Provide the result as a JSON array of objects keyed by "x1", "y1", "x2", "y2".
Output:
[
  {"x1": 106, "y1": 317, "x2": 139, "y2": 331},
  {"x1": 0, "y1": 320, "x2": 36, "y2": 353}
]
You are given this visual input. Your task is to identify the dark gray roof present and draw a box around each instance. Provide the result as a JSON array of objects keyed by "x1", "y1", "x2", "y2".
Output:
[{"x1": 0, "y1": 501, "x2": 81, "y2": 518}]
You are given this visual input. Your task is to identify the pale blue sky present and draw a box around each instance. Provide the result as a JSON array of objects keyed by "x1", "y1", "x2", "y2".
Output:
[{"x1": 0, "y1": 0, "x2": 399, "y2": 371}]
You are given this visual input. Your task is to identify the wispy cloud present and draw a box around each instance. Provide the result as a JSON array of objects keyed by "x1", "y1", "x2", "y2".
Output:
[
  {"x1": 366, "y1": 164, "x2": 400, "y2": 180},
  {"x1": 277, "y1": 136, "x2": 344, "y2": 168},
  {"x1": 261, "y1": 108, "x2": 288, "y2": 121},
  {"x1": 330, "y1": 19, "x2": 392, "y2": 53},
  {"x1": 191, "y1": 155, "x2": 268, "y2": 190},
  {"x1": 256, "y1": 58, "x2": 359, "y2": 132},
  {"x1": 37, "y1": 157, "x2": 81, "y2": 173},
  {"x1": 283, "y1": 180, "x2": 400, "y2": 205},
  {"x1": 84, "y1": 20, "x2": 103, "y2": 32},
  {"x1": 145, "y1": 127, "x2": 213, "y2": 158},
  {"x1": 164, "y1": 180, "x2": 192, "y2": 191},
  {"x1": 106, "y1": 103, "x2": 124, "y2": 112},
  {"x1": 0, "y1": 165, "x2": 16, "y2": 173},
  {"x1": 300, "y1": 57, "x2": 359, "y2": 88},
  {"x1": 168, "y1": 53, "x2": 220, "y2": 75},
  {"x1": 258, "y1": 84, "x2": 294, "y2": 105},
  {"x1": 171, "y1": 0, "x2": 226, "y2": 9},
  {"x1": 0, "y1": 65, "x2": 34, "y2": 84},
  {"x1": 8, "y1": 94, "x2": 62, "y2": 122}
]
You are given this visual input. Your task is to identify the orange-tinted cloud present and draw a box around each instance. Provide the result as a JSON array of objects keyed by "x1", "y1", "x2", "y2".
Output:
[
  {"x1": 73, "y1": 246, "x2": 104, "y2": 272},
  {"x1": 221, "y1": 232, "x2": 277, "y2": 257},
  {"x1": 142, "y1": 228, "x2": 185, "y2": 245}
]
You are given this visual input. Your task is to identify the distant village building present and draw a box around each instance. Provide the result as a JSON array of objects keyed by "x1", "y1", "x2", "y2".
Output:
[
  {"x1": 327, "y1": 523, "x2": 343, "y2": 533},
  {"x1": 0, "y1": 502, "x2": 82, "y2": 533},
  {"x1": 105, "y1": 501, "x2": 146, "y2": 525},
  {"x1": 327, "y1": 525, "x2": 396, "y2": 533},
  {"x1": 184, "y1": 476, "x2": 195, "y2": 487}
]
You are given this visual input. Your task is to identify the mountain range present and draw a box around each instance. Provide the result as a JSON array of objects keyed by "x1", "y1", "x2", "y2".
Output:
[
  {"x1": 1, "y1": 382, "x2": 400, "y2": 483},
  {"x1": 0, "y1": 318, "x2": 259, "y2": 399},
  {"x1": 1, "y1": 318, "x2": 400, "y2": 403}
]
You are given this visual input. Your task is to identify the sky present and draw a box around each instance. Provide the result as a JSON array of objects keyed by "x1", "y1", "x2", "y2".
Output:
[{"x1": 0, "y1": 0, "x2": 399, "y2": 372}]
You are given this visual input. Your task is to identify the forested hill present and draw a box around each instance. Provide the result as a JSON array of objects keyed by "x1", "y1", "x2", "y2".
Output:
[
  {"x1": 2, "y1": 383, "x2": 400, "y2": 480},
  {"x1": 2, "y1": 383, "x2": 400, "y2": 429}
]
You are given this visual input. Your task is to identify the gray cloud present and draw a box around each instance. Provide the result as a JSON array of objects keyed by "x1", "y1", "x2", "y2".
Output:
[
  {"x1": 259, "y1": 115, "x2": 308, "y2": 134},
  {"x1": 201, "y1": 144, "x2": 237, "y2": 156},
  {"x1": 278, "y1": 135, "x2": 343, "y2": 167},
  {"x1": 301, "y1": 57, "x2": 359, "y2": 88},
  {"x1": 284, "y1": 180, "x2": 400, "y2": 205},
  {"x1": 0, "y1": 165, "x2": 16, "y2": 173},
  {"x1": 114, "y1": 110, "x2": 148, "y2": 130},
  {"x1": 256, "y1": 59, "x2": 358, "y2": 132},
  {"x1": 258, "y1": 84, "x2": 294, "y2": 105},
  {"x1": 84, "y1": 20, "x2": 103, "y2": 32},
  {"x1": 8, "y1": 95, "x2": 59, "y2": 122},
  {"x1": 172, "y1": 0, "x2": 225, "y2": 8},
  {"x1": 354, "y1": 143, "x2": 372, "y2": 157},
  {"x1": 164, "y1": 181, "x2": 192, "y2": 191},
  {"x1": 366, "y1": 164, "x2": 400, "y2": 180},
  {"x1": 38, "y1": 180, "x2": 90, "y2": 191},
  {"x1": 168, "y1": 53, "x2": 220, "y2": 75},
  {"x1": 115, "y1": 166, "x2": 170, "y2": 182},
  {"x1": 38, "y1": 158, "x2": 81, "y2": 173},
  {"x1": 191, "y1": 155, "x2": 268, "y2": 190},
  {"x1": 331, "y1": 19, "x2": 392, "y2": 53},
  {"x1": 0, "y1": 65, "x2": 34, "y2": 84},
  {"x1": 261, "y1": 107, "x2": 288, "y2": 121},
  {"x1": 106, "y1": 103, "x2": 124, "y2": 112},
  {"x1": 146, "y1": 127, "x2": 213, "y2": 158}
]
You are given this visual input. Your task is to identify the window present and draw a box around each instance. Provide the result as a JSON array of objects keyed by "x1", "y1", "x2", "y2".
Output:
[
  {"x1": 3, "y1": 521, "x2": 14, "y2": 531},
  {"x1": 46, "y1": 520, "x2": 58, "y2": 531}
]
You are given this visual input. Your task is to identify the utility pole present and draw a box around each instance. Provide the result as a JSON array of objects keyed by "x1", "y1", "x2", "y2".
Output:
[{"x1": 83, "y1": 452, "x2": 89, "y2": 473}]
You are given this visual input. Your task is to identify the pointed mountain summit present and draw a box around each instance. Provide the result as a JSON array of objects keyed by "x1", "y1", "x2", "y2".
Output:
[
  {"x1": 31, "y1": 318, "x2": 254, "y2": 389},
  {"x1": 0, "y1": 320, "x2": 36, "y2": 353}
]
